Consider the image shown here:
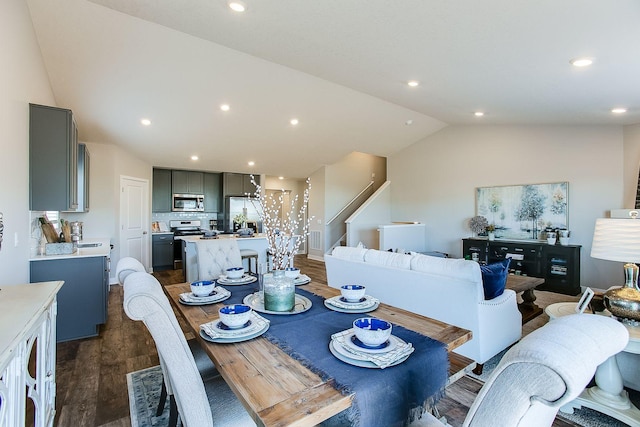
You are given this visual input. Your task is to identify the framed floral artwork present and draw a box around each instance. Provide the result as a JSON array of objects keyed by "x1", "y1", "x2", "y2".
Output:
[{"x1": 476, "y1": 182, "x2": 568, "y2": 240}]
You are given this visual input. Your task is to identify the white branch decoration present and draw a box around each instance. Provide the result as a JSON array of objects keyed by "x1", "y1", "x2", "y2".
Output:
[{"x1": 249, "y1": 176, "x2": 314, "y2": 270}]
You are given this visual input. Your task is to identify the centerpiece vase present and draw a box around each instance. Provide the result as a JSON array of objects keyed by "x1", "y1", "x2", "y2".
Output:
[
  {"x1": 604, "y1": 263, "x2": 640, "y2": 323},
  {"x1": 263, "y1": 269, "x2": 295, "y2": 312}
]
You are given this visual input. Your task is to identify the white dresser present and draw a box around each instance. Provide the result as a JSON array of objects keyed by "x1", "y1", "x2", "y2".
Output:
[{"x1": 0, "y1": 281, "x2": 63, "y2": 427}]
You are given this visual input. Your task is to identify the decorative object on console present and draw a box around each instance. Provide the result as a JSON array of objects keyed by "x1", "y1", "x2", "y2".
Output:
[
  {"x1": 476, "y1": 182, "x2": 568, "y2": 240},
  {"x1": 469, "y1": 215, "x2": 488, "y2": 237},
  {"x1": 249, "y1": 175, "x2": 313, "y2": 270},
  {"x1": 591, "y1": 214, "x2": 640, "y2": 323},
  {"x1": 480, "y1": 258, "x2": 511, "y2": 300}
]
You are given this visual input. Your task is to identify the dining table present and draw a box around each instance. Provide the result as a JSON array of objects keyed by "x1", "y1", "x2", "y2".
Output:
[{"x1": 164, "y1": 280, "x2": 472, "y2": 427}]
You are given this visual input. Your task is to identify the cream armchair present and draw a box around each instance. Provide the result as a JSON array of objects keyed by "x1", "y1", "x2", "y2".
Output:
[{"x1": 412, "y1": 314, "x2": 629, "y2": 427}]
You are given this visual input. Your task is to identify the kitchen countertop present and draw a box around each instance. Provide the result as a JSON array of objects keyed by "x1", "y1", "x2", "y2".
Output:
[
  {"x1": 29, "y1": 238, "x2": 111, "y2": 261},
  {"x1": 176, "y1": 234, "x2": 268, "y2": 242}
]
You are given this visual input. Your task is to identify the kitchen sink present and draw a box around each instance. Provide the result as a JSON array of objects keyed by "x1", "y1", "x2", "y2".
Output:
[{"x1": 77, "y1": 242, "x2": 102, "y2": 248}]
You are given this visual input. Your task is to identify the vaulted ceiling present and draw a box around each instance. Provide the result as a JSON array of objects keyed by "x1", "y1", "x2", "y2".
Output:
[{"x1": 26, "y1": 0, "x2": 640, "y2": 178}]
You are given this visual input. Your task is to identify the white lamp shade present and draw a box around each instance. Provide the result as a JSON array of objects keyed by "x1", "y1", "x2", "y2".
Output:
[{"x1": 591, "y1": 218, "x2": 640, "y2": 263}]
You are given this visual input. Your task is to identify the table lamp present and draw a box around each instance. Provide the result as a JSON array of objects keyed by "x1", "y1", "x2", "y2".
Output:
[{"x1": 591, "y1": 215, "x2": 640, "y2": 323}]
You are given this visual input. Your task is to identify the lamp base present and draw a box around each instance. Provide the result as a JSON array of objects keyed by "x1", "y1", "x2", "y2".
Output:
[{"x1": 604, "y1": 286, "x2": 640, "y2": 322}]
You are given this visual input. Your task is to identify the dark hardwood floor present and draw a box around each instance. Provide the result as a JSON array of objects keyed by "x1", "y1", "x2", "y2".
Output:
[{"x1": 54, "y1": 255, "x2": 577, "y2": 427}]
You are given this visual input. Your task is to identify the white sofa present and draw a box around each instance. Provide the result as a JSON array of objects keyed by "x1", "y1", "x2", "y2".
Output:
[{"x1": 324, "y1": 246, "x2": 522, "y2": 366}]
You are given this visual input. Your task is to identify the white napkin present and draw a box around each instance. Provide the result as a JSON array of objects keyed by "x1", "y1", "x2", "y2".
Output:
[
  {"x1": 180, "y1": 287, "x2": 231, "y2": 303},
  {"x1": 200, "y1": 312, "x2": 270, "y2": 339},
  {"x1": 294, "y1": 274, "x2": 311, "y2": 285},
  {"x1": 326, "y1": 295, "x2": 379, "y2": 310},
  {"x1": 331, "y1": 328, "x2": 414, "y2": 369}
]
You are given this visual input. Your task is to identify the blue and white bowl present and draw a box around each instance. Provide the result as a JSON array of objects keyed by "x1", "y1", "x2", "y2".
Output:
[
  {"x1": 190, "y1": 280, "x2": 215, "y2": 297},
  {"x1": 284, "y1": 267, "x2": 300, "y2": 279},
  {"x1": 219, "y1": 304, "x2": 252, "y2": 329},
  {"x1": 340, "y1": 284, "x2": 366, "y2": 302},
  {"x1": 353, "y1": 317, "x2": 392, "y2": 346},
  {"x1": 226, "y1": 266, "x2": 245, "y2": 279}
]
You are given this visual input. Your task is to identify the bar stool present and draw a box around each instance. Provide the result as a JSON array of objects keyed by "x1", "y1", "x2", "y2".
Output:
[{"x1": 240, "y1": 249, "x2": 259, "y2": 274}]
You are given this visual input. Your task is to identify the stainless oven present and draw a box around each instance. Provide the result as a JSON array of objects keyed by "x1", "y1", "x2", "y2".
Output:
[{"x1": 172, "y1": 194, "x2": 204, "y2": 212}]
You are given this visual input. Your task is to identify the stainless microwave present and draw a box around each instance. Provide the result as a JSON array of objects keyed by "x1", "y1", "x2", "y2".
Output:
[{"x1": 172, "y1": 194, "x2": 204, "y2": 212}]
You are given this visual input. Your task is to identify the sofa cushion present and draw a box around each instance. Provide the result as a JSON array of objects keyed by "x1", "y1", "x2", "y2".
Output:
[
  {"x1": 364, "y1": 249, "x2": 412, "y2": 269},
  {"x1": 331, "y1": 246, "x2": 368, "y2": 262},
  {"x1": 410, "y1": 254, "x2": 480, "y2": 282},
  {"x1": 480, "y1": 258, "x2": 511, "y2": 300}
]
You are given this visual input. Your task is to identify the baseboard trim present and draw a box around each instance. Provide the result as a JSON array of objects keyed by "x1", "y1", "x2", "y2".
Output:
[{"x1": 307, "y1": 254, "x2": 325, "y2": 263}]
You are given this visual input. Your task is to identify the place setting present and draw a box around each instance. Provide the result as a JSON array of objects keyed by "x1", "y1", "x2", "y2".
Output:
[
  {"x1": 329, "y1": 317, "x2": 414, "y2": 369},
  {"x1": 216, "y1": 267, "x2": 258, "y2": 286},
  {"x1": 324, "y1": 285, "x2": 380, "y2": 313},
  {"x1": 284, "y1": 267, "x2": 312, "y2": 286},
  {"x1": 200, "y1": 304, "x2": 270, "y2": 343},
  {"x1": 179, "y1": 280, "x2": 231, "y2": 306}
]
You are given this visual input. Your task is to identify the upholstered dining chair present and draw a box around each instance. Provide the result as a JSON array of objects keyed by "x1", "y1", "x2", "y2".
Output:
[
  {"x1": 411, "y1": 313, "x2": 629, "y2": 427},
  {"x1": 196, "y1": 239, "x2": 243, "y2": 280},
  {"x1": 122, "y1": 271, "x2": 256, "y2": 426}
]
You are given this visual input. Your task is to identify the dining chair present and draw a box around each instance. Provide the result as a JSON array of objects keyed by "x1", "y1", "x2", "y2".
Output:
[
  {"x1": 410, "y1": 313, "x2": 629, "y2": 427},
  {"x1": 122, "y1": 271, "x2": 256, "y2": 426},
  {"x1": 116, "y1": 258, "x2": 219, "y2": 426},
  {"x1": 195, "y1": 239, "x2": 243, "y2": 280}
]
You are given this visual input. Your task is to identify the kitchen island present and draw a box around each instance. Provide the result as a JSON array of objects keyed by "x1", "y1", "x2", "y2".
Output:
[{"x1": 29, "y1": 238, "x2": 111, "y2": 341}]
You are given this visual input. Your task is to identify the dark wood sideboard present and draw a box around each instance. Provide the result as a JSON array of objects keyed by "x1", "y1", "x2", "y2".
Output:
[{"x1": 462, "y1": 238, "x2": 581, "y2": 296}]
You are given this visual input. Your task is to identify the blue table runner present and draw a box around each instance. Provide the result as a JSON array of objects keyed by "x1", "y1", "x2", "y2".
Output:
[{"x1": 222, "y1": 283, "x2": 449, "y2": 427}]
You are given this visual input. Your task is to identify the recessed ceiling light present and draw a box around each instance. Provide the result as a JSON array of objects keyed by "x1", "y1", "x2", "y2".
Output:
[
  {"x1": 278, "y1": 176, "x2": 284, "y2": 180},
  {"x1": 407, "y1": 81, "x2": 419, "y2": 87},
  {"x1": 405, "y1": 119, "x2": 413, "y2": 126},
  {"x1": 228, "y1": 1, "x2": 246, "y2": 12},
  {"x1": 191, "y1": 155, "x2": 199, "y2": 161},
  {"x1": 220, "y1": 104, "x2": 230, "y2": 111},
  {"x1": 248, "y1": 161, "x2": 255, "y2": 166},
  {"x1": 474, "y1": 112, "x2": 485, "y2": 117},
  {"x1": 611, "y1": 108, "x2": 628, "y2": 114},
  {"x1": 290, "y1": 118, "x2": 299, "y2": 125},
  {"x1": 570, "y1": 57, "x2": 594, "y2": 67},
  {"x1": 140, "y1": 118, "x2": 151, "y2": 126}
]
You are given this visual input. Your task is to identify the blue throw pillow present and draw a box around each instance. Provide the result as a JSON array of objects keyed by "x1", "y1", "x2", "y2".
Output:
[{"x1": 480, "y1": 258, "x2": 511, "y2": 300}]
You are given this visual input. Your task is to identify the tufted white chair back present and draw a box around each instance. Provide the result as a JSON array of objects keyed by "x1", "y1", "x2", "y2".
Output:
[
  {"x1": 116, "y1": 256, "x2": 146, "y2": 285},
  {"x1": 196, "y1": 239, "x2": 243, "y2": 281}
]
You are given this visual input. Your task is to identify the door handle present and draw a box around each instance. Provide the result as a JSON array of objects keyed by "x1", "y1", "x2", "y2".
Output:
[{"x1": 143, "y1": 231, "x2": 148, "y2": 235}]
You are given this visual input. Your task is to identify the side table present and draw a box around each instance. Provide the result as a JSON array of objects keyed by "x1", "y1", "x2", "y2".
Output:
[{"x1": 546, "y1": 302, "x2": 640, "y2": 426}]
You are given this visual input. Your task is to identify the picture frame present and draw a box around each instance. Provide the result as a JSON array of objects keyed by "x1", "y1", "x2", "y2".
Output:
[
  {"x1": 576, "y1": 288, "x2": 595, "y2": 314},
  {"x1": 476, "y1": 182, "x2": 568, "y2": 240}
]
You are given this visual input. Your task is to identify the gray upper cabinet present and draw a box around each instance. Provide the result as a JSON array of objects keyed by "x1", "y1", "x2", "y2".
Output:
[
  {"x1": 223, "y1": 172, "x2": 259, "y2": 196},
  {"x1": 172, "y1": 170, "x2": 204, "y2": 194},
  {"x1": 204, "y1": 173, "x2": 221, "y2": 212},
  {"x1": 29, "y1": 103, "x2": 79, "y2": 212},
  {"x1": 153, "y1": 168, "x2": 172, "y2": 212},
  {"x1": 76, "y1": 143, "x2": 90, "y2": 212}
]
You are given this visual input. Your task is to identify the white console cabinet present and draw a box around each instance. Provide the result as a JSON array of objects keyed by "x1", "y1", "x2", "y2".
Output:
[{"x1": 0, "y1": 281, "x2": 63, "y2": 427}]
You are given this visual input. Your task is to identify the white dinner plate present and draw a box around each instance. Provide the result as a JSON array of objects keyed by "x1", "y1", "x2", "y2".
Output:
[
  {"x1": 217, "y1": 275, "x2": 257, "y2": 286},
  {"x1": 323, "y1": 296, "x2": 379, "y2": 314},
  {"x1": 329, "y1": 339, "x2": 410, "y2": 369},
  {"x1": 179, "y1": 289, "x2": 231, "y2": 306},
  {"x1": 344, "y1": 331, "x2": 397, "y2": 354},
  {"x1": 199, "y1": 321, "x2": 269, "y2": 343}
]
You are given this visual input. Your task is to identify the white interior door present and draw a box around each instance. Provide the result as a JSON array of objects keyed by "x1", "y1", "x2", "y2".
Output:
[{"x1": 120, "y1": 176, "x2": 150, "y2": 270}]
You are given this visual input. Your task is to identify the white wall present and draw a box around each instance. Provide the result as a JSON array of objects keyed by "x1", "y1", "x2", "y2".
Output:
[
  {"x1": 0, "y1": 0, "x2": 56, "y2": 285},
  {"x1": 623, "y1": 123, "x2": 640, "y2": 208},
  {"x1": 308, "y1": 167, "x2": 326, "y2": 261},
  {"x1": 389, "y1": 125, "x2": 624, "y2": 290},
  {"x1": 65, "y1": 142, "x2": 152, "y2": 281}
]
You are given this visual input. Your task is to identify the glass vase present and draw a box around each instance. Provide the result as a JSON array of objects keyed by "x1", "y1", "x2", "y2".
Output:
[{"x1": 263, "y1": 270, "x2": 295, "y2": 312}]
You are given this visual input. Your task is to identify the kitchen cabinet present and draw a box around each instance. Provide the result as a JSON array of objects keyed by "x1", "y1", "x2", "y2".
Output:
[
  {"x1": 152, "y1": 233, "x2": 174, "y2": 271},
  {"x1": 30, "y1": 255, "x2": 109, "y2": 341},
  {"x1": 462, "y1": 238, "x2": 581, "y2": 295},
  {"x1": 223, "y1": 172, "x2": 259, "y2": 196},
  {"x1": 172, "y1": 170, "x2": 204, "y2": 194},
  {"x1": 204, "y1": 172, "x2": 221, "y2": 212},
  {"x1": 153, "y1": 168, "x2": 172, "y2": 212},
  {"x1": 77, "y1": 143, "x2": 90, "y2": 212},
  {"x1": 29, "y1": 103, "x2": 79, "y2": 212}
]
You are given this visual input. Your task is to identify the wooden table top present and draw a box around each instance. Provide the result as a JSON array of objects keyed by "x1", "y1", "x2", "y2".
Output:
[
  {"x1": 164, "y1": 281, "x2": 472, "y2": 427},
  {"x1": 506, "y1": 274, "x2": 545, "y2": 293}
]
